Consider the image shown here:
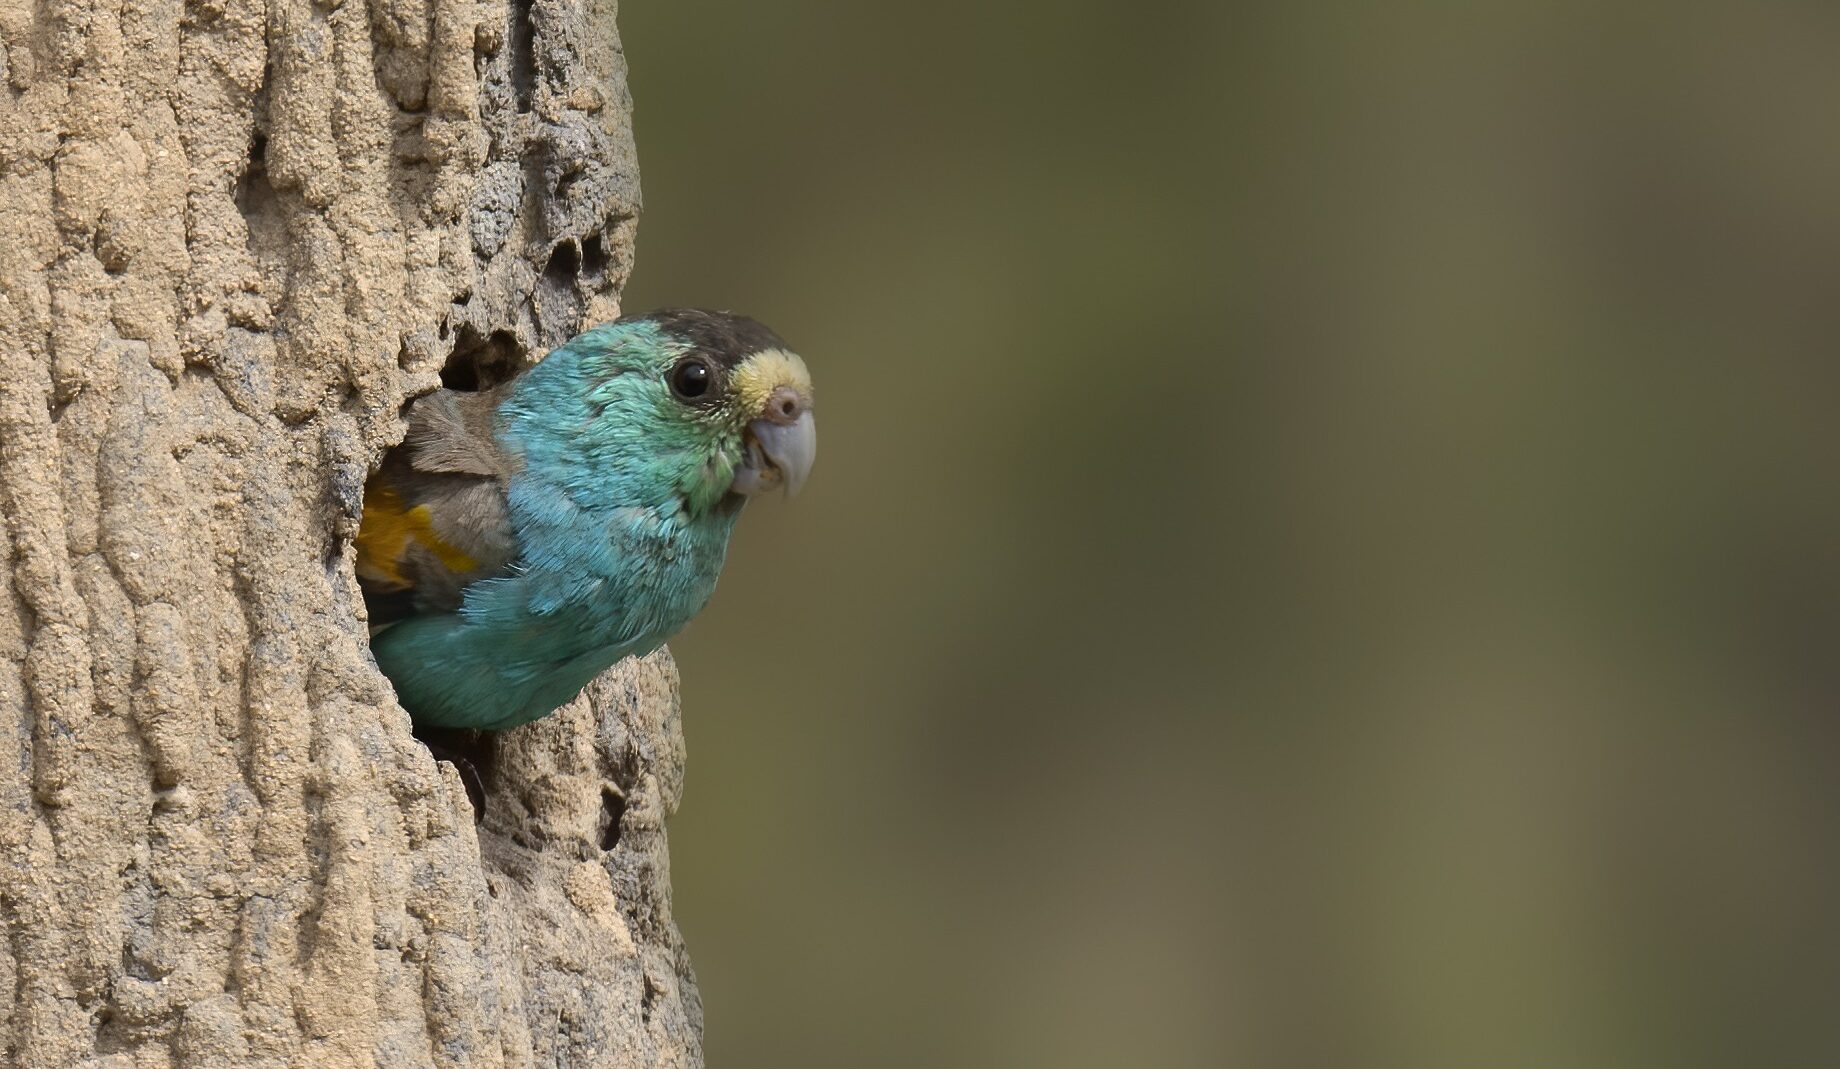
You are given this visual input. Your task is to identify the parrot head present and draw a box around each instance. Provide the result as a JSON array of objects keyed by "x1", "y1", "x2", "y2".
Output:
[{"x1": 510, "y1": 308, "x2": 816, "y2": 517}]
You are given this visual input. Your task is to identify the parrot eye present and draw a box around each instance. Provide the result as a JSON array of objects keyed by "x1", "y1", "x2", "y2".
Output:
[{"x1": 668, "y1": 357, "x2": 716, "y2": 401}]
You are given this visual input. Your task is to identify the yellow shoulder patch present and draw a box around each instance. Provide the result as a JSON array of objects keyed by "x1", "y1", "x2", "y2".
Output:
[{"x1": 356, "y1": 479, "x2": 479, "y2": 590}]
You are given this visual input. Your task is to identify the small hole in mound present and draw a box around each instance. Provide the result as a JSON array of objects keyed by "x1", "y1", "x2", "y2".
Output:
[
  {"x1": 580, "y1": 233, "x2": 608, "y2": 282},
  {"x1": 533, "y1": 242, "x2": 585, "y2": 339},
  {"x1": 235, "y1": 130, "x2": 283, "y2": 263},
  {"x1": 599, "y1": 787, "x2": 626, "y2": 851},
  {"x1": 443, "y1": 324, "x2": 522, "y2": 391},
  {"x1": 640, "y1": 976, "x2": 658, "y2": 1023},
  {"x1": 543, "y1": 240, "x2": 580, "y2": 285},
  {"x1": 556, "y1": 167, "x2": 584, "y2": 202},
  {"x1": 508, "y1": 0, "x2": 535, "y2": 113}
]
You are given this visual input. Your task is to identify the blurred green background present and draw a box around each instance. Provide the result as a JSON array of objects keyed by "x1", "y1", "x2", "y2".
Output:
[{"x1": 617, "y1": 3, "x2": 1840, "y2": 1067}]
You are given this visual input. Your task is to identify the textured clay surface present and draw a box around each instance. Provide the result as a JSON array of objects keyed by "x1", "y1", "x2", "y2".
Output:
[{"x1": 0, "y1": 0, "x2": 701, "y2": 1063}]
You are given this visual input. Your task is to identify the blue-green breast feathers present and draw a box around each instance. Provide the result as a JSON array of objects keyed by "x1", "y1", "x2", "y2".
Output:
[{"x1": 358, "y1": 311, "x2": 815, "y2": 730}]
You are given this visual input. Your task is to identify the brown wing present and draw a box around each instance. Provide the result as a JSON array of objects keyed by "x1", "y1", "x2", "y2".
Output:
[{"x1": 356, "y1": 386, "x2": 520, "y2": 624}]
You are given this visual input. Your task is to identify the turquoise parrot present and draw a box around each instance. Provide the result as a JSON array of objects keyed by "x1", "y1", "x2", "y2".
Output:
[{"x1": 356, "y1": 309, "x2": 815, "y2": 730}]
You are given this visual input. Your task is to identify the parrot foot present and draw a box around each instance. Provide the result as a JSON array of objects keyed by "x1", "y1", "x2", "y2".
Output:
[{"x1": 413, "y1": 725, "x2": 490, "y2": 823}]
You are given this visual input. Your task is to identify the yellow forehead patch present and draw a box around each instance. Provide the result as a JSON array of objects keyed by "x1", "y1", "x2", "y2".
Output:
[{"x1": 730, "y1": 348, "x2": 813, "y2": 415}]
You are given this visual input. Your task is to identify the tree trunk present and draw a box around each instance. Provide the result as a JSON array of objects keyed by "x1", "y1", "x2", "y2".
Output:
[{"x1": 0, "y1": 0, "x2": 702, "y2": 1063}]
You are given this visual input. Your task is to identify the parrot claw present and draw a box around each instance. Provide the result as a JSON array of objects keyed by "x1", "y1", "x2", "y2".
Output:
[
  {"x1": 414, "y1": 725, "x2": 489, "y2": 823},
  {"x1": 449, "y1": 755, "x2": 487, "y2": 824}
]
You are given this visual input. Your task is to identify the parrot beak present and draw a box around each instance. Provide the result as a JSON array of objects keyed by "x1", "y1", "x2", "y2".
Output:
[{"x1": 731, "y1": 387, "x2": 816, "y2": 498}]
